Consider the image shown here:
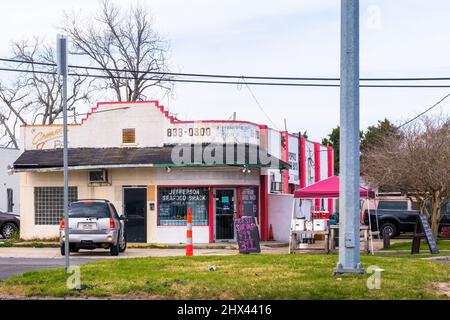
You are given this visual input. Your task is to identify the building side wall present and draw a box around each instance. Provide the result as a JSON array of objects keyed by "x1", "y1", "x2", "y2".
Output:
[
  {"x1": 268, "y1": 194, "x2": 293, "y2": 242},
  {"x1": 0, "y1": 148, "x2": 20, "y2": 213}
]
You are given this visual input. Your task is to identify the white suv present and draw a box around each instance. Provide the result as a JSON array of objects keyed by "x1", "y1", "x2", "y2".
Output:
[{"x1": 60, "y1": 199, "x2": 127, "y2": 256}]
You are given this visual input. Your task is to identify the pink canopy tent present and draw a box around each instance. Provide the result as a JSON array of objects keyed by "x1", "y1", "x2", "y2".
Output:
[{"x1": 294, "y1": 176, "x2": 372, "y2": 199}]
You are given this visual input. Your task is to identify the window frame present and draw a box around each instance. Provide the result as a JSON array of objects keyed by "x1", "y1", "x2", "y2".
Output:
[
  {"x1": 377, "y1": 200, "x2": 408, "y2": 211},
  {"x1": 34, "y1": 186, "x2": 78, "y2": 225},
  {"x1": 6, "y1": 188, "x2": 13, "y2": 212},
  {"x1": 122, "y1": 128, "x2": 136, "y2": 144},
  {"x1": 157, "y1": 187, "x2": 209, "y2": 226}
]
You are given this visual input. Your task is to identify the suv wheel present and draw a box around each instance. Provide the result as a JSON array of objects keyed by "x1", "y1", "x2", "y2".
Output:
[
  {"x1": 380, "y1": 222, "x2": 398, "y2": 239},
  {"x1": 119, "y1": 234, "x2": 127, "y2": 253},
  {"x1": 110, "y1": 243, "x2": 119, "y2": 256},
  {"x1": 1, "y1": 222, "x2": 18, "y2": 239}
]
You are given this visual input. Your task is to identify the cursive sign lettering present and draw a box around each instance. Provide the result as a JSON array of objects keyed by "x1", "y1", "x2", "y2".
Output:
[{"x1": 32, "y1": 128, "x2": 63, "y2": 150}]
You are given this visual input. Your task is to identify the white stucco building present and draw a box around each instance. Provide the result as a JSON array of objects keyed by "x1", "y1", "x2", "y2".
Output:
[{"x1": 13, "y1": 101, "x2": 332, "y2": 243}]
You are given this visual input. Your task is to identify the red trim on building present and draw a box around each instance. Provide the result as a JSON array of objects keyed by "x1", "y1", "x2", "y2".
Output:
[
  {"x1": 236, "y1": 188, "x2": 242, "y2": 218},
  {"x1": 208, "y1": 188, "x2": 214, "y2": 243},
  {"x1": 314, "y1": 142, "x2": 321, "y2": 210},
  {"x1": 259, "y1": 175, "x2": 269, "y2": 241},
  {"x1": 281, "y1": 131, "x2": 289, "y2": 193},
  {"x1": 327, "y1": 146, "x2": 334, "y2": 213},
  {"x1": 22, "y1": 101, "x2": 268, "y2": 130},
  {"x1": 299, "y1": 137, "x2": 307, "y2": 188}
]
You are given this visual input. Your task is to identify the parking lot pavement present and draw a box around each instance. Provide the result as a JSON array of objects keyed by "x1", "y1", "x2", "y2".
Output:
[{"x1": 0, "y1": 257, "x2": 93, "y2": 280}]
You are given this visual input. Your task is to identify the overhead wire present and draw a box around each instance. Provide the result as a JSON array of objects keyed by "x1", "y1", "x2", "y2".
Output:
[
  {"x1": 0, "y1": 58, "x2": 448, "y2": 128},
  {"x1": 3, "y1": 57, "x2": 450, "y2": 83},
  {"x1": 397, "y1": 93, "x2": 450, "y2": 129}
]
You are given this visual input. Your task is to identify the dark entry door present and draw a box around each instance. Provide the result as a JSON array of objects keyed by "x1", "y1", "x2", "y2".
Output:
[
  {"x1": 215, "y1": 189, "x2": 235, "y2": 240},
  {"x1": 124, "y1": 188, "x2": 147, "y2": 243}
]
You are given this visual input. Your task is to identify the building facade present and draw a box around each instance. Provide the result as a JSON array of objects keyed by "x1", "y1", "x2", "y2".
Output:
[
  {"x1": 0, "y1": 147, "x2": 20, "y2": 213},
  {"x1": 13, "y1": 101, "x2": 332, "y2": 243}
]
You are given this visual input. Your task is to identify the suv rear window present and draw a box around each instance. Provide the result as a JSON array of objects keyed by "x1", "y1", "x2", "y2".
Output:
[
  {"x1": 69, "y1": 202, "x2": 110, "y2": 218},
  {"x1": 378, "y1": 201, "x2": 408, "y2": 210}
]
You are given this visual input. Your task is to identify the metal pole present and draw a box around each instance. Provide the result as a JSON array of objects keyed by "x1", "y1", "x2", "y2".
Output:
[
  {"x1": 57, "y1": 35, "x2": 70, "y2": 273},
  {"x1": 334, "y1": 0, "x2": 364, "y2": 274}
]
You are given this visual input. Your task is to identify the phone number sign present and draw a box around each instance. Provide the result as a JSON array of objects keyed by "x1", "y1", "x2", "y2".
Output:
[{"x1": 163, "y1": 123, "x2": 260, "y2": 145}]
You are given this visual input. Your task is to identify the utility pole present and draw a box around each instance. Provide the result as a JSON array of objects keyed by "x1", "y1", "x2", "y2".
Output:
[
  {"x1": 57, "y1": 34, "x2": 70, "y2": 273},
  {"x1": 334, "y1": 0, "x2": 364, "y2": 274}
]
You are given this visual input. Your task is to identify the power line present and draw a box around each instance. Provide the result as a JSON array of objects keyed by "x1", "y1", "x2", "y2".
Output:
[
  {"x1": 1, "y1": 58, "x2": 341, "y2": 81},
  {"x1": 0, "y1": 67, "x2": 56, "y2": 76},
  {"x1": 239, "y1": 77, "x2": 281, "y2": 130},
  {"x1": 0, "y1": 67, "x2": 337, "y2": 86},
  {"x1": 4, "y1": 57, "x2": 450, "y2": 82},
  {"x1": 4, "y1": 65, "x2": 450, "y2": 88},
  {"x1": 397, "y1": 93, "x2": 450, "y2": 129},
  {"x1": 0, "y1": 58, "x2": 55, "y2": 67}
]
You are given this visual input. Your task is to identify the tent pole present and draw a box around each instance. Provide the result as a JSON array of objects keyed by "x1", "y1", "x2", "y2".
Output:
[{"x1": 367, "y1": 196, "x2": 374, "y2": 255}]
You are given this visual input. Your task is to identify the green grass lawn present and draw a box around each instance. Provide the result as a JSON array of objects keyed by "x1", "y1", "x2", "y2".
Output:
[
  {"x1": 385, "y1": 240, "x2": 450, "y2": 251},
  {"x1": 1, "y1": 254, "x2": 449, "y2": 300}
]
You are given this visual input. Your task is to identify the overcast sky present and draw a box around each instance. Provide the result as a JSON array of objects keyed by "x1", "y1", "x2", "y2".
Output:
[{"x1": 0, "y1": 0, "x2": 449, "y2": 141}]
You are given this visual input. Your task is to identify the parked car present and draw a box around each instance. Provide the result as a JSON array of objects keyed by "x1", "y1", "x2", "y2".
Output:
[
  {"x1": 363, "y1": 200, "x2": 450, "y2": 239},
  {"x1": 0, "y1": 210, "x2": 20, "y2": 239},
  {"x1": 60, "y1": 199, "x2": 127, "y2": 256}
]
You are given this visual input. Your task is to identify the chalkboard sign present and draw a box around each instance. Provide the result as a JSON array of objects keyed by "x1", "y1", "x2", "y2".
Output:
[
  {"x1": 411, "y1": 215, "x2": 439, "y2": 254},
  {"x1": 235, "y1": 216, "x2": 261, "y2": 254}
]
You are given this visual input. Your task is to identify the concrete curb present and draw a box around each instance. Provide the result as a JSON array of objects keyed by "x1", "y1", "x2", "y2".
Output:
[{"x1": 0, "y1": 241, "x2": 289, "y2": 250}]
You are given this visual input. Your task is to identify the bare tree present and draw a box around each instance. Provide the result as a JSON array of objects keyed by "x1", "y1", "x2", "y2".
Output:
[
  {"x1": 0, "y1": 80, "x2": 30, "y2": 148},
  {"x1": 64, "y1": 0, "x2": 171, "y2": 102},
  {"x1": 12, "y1": 39, "x2": 93, "y2": 124},
  {"x1": 362, "y1": 116, "x2": 450, "y2": 238},
  {"x1": 0, "y1": 39, "x2": 93, "y2": 147}
]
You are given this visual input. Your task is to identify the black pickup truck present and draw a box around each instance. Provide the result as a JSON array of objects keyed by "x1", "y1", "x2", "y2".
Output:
[{"x1": 363, "y1": 200, "x2": 450, "y2": 239}]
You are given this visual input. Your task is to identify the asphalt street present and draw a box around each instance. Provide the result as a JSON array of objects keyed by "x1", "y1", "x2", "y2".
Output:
[
  {"x1": 0, "y1": 247, "x2": 241, "y2": 279},
  {"x1": 0, "y1": 257, "x2": 94, "y2": 279}
]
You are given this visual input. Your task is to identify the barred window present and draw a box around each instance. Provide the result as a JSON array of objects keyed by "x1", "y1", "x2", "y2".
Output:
[{"x1": 34, "y1": 187, "x2": 78, "y2": 225}]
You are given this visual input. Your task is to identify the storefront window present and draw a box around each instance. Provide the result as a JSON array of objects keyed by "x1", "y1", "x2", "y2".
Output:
[
  {"x1": 34, "y1": 187, "x2": 78, "y2": 225},
  {"x1": 240, "y1": 187, "x2": 258, "y2": 218},
  {"x1": 158, "y1": 187, "x2": 209, "y2": 226}
]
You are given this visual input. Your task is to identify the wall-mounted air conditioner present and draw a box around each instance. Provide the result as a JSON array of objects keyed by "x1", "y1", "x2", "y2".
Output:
[
  {"x1": 88, "y1": 170, "x2": 108, "y2": 183},
  {"x1": 270, "y1": 171, "x2": 282, "y2": 193}
]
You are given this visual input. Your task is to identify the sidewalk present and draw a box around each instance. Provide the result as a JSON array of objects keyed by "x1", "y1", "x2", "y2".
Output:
[
  {"x1": 0, "y1": 240, "x2": 288, "y2": 249},
  {"x1": 0, "y1": 244, "x2": 289, "y2": 260}
]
